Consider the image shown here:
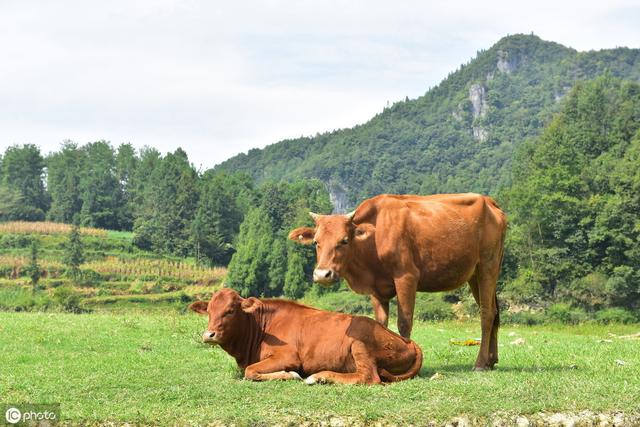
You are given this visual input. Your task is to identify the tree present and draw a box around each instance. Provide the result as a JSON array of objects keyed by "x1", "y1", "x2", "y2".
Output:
[
  {"x1": 226, "y1": 208, "x2": 274, "y2": 296},
  {"x1": 64, "y1": 221, "x2": 85, "y2": 282},
  {"x1": 0, "y1": 185, "x2": 23, "y2": 221},
  {"x1": 133, "y1": 148, "x2": 199, "y2": 256},
  {"x1": 115, "y1": 143, "x2": 139, "y2": 230},
  {"x1": 25, "y1": 240, "x2": 41, "y2": 293},
  {"x1": 226, "y1": 178, "x2": 332, "y2": 298},
  {"x1": 190, "y1": 172, "x2": 253, "y2": 266},
  {"x1": 47, "y1": 141, "x2": 85, "y2": 223},
  {"x1": 1, "y1": 144, "x2": 49, "y2": 220},
  {"x1": 78, "y1": 141, "x2": 121, "y2": 229},
  {"x1": 505, "y1": 76, "x2": 640, "y2": 310}
]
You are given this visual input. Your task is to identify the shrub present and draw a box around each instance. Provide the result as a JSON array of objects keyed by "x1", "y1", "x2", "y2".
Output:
[
  {"x1": 503, "y1": 311, "x2": 545, "y2": 325},
  {"x1": 301, "y1": 289, "x2": 372, "y2": 315},
  {"x1": 500, "y1": 268, "x2": 545, "y2": 306},
  {"x1": 558, "y1": 272, "x2": 609, "y2": 310},
  {"x1": 412, "y1": 293, "x2": 454, "y2": 321},
  {"x1": 0, "y1": 286, "x2": 52, "y2": 311},
  {"x1": 53, "y1": 286, "x2": 86, "y2": 313},
  {"x1": 595, "y1": 308, "x2": 637, "y2": 324},
  {"x1": 546, "y1": 303, "x2": 588, "y2": 324}
]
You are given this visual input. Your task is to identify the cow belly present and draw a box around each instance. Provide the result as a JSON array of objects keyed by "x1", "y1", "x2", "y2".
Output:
[{"x1": 417, "y1": 255, "x2": 477, "y2": 292}]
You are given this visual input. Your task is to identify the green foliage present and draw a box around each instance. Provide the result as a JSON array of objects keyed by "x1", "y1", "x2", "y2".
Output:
[
  {"x1": 595, "y1": 308, "x2": 637, "y2": 324},
  {"x1": 500, "y1": 268, "x2": 545, "y2": 306},
  {"x1": 133, "y1": 148, "x2": 199, "y2": 257},
  {"x1": 25, "y1": 241, "x2": 41, "y2": 289},
  {"x1": 64, "y1": 222, "x2": 85, "y2": 281},
  {"x1": 0, "y1": 144, "x2": 49, "y2": 220},
  {"x1": 545, "y1": 303, "x2": 589, "y2": 324},
  {"x1": 216, "y1": 35, "x2": 640, "y2": 205},
  {"x1": 53, "y1": 285, "x2": 85, "y2": 313},
  {"x1": 191, "y1": 172, "x2": 254, "y2": 266},
  {"x1": 505, "y1": 76, "x2": 640, "y2": 312},
  {"x1": 226, "y1": 179, "x2": 332, "y2": 297}
]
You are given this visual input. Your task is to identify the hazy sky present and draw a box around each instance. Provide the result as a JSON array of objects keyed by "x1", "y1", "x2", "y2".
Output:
[{"x1": 1, "y1": 1, "x2": 639, "y2": 170}]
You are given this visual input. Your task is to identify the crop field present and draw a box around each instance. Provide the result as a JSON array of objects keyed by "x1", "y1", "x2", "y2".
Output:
[{"x1": 1, "y1": 312, "x2": 638, "y2": 425}]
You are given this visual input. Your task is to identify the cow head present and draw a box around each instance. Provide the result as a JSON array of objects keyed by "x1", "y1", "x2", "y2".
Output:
[
  {"x1": 288, "y1": 211, "x2": 375, "y2": 285},
  {"x1": 188, "y1": 288, "x2": 261, "y2": 345}
]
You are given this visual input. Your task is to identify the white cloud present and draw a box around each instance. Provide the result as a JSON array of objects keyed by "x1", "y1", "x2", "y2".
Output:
[{"x1": 1, "y1": 0, "x2": 638, "y2": 168}]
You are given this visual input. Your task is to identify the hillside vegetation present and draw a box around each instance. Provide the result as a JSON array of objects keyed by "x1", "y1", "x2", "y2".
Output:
[
  {"x1": 0, "y1": 222, "x2": 224, "y2": 312},
  {"x1": 216, "y1": 34, "x2": 640, "y2": 207},
  {"x1": 1, "y1": 34, "x2": 639, "y2": 320}
]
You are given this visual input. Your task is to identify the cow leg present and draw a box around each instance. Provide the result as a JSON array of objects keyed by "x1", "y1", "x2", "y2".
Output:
[
  {"x1": 394, "y1": 272, "x2": 418, "y2": 338},
  {"x1": 244, "y1": 357, "x2": 302, "y2": 381},
  {"x1": 305, "y1": 341, "x2": 381, "y2": 385},
  {"x1": 370, "y1": 295, "x2": 389, "y2": 327},
  {"x1": 471, "y1": 269, "x2": 499, "y2": 371}
]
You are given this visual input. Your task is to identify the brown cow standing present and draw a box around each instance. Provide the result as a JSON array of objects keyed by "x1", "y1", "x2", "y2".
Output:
[
  {"x1": 289, "y1": 193, "x2": 507, "y2": 371},
  {"x1": 189, "y1": 288, "x2": 422, "y2": 384}
]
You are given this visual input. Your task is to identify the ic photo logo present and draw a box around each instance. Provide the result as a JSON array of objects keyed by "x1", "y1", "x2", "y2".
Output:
[
  {"x1": 4, "y1": 407, "x2": 20, "y2": 424},
  {"x1": 2, "y1": 404, "x2": 59, "y2": 425}
]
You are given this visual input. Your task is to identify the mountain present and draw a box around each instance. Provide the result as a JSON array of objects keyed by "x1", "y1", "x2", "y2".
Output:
[{"x1": 215, "y1": 34, "x2": 640, "y2": 211}]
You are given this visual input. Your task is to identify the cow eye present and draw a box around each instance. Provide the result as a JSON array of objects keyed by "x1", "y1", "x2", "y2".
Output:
[
  {"x1": 223, "y1": 310, "x2": 234, "y2": 317},
  {"x1": 339, "y1": 237, "x2": 349, "y2": 246}
]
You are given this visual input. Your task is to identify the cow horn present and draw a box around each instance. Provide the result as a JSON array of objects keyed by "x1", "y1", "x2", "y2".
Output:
[
  {"x1": 309, "y1": 212, "x2": 322, "y2": 222},
  {"x1": 344, "y1": 210, "x2": 356, "y2": 221}
]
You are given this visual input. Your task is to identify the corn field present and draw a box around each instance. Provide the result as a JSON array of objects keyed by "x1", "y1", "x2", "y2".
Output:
[
  {"x1": 0, "y1": 221, "x2": 107, "y2": 236},
  {"x1": 84, "y1": 256, "x2": 226, "y2": 283},
  {"x1": 0, "y1": 254, "x2": 226, "y2": 284}
]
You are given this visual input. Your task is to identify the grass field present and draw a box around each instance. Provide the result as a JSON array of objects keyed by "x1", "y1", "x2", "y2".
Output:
[{"x1": 1, "y1": 311, "x2": 638, "y2": 425}]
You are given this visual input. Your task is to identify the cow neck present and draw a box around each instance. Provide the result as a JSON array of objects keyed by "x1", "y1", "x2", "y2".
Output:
[
  {"x1": 220, "y1": 307, "x2": 267, "y2": 369},
  {"x1": 341, "y1": 241, "x2": 372, "y2": 284}
]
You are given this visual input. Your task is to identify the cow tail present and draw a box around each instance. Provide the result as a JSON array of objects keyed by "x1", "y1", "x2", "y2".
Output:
[{"x1": 379, "y1": 340, "x2": 423, "y2": 382}]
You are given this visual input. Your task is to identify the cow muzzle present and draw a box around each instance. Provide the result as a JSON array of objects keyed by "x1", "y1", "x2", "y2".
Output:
[
  {"x1": 202, "y1": 330, "x2": 219, "y2": 344},
  {"x1": 313, "y1": 268, "x2": 339, "y2": 285}
]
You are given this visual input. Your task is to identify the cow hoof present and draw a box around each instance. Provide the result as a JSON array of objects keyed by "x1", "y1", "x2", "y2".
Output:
[
  {"x1": 304, "y1": 375, "x2": 317, "y2": 385},
  {"x1": 473, "y1": 366, "x2": 487, "y2": 372},
  {"x1": 288, "y1": 371, "x2": 302, "y2": 380}
]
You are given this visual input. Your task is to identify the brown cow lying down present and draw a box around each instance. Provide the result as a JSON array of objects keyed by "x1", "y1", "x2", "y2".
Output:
[{"x1": 189, "y1": 288, "x2": 423, "y2": 385}]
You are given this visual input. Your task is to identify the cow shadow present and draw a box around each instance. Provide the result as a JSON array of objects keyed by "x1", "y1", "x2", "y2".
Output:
[{"x1": 417, "y1": 363, "x2": 579, "y2": 377}]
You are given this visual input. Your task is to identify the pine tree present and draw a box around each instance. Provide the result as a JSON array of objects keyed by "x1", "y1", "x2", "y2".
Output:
[
  {"x1": 283, "y1": 244, "x2": 309, "y2": 299},
  {"x1": 225, "y1": 208, "x2": 273, "y2": 297},
  {"x1": 64, "y1": 221, "x2": 85, "y2": 282},
  {"x1": 1, "y1": 144, "x2": 49, "y2": 220},
  {"x1": 25, "y1": 240, "x2": 41, "y2": 293}
]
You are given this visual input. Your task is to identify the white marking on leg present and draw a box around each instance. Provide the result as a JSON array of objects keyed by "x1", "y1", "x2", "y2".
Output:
[
  {"x1": 288, "y1": 371, "x2": 302, "y2": 380},
  {"x1": 304, "y1": 375, "x2": 317, "y2": 385}
]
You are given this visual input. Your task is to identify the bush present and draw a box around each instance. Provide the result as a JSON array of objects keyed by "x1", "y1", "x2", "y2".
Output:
[
  {"x1": 0, "y1": 234, "x2": 35, "y2": 249},
  {"x1": 558, "y1": 273, "x2": 609, "y2": 310},
  {"x1": 546, "y1": 303, "x2": 588, "y2": 324},
  {"x1": 53, "y1": 286, "x2": 87, "y2": 313},
  {"x1": 0, "y1": 286, "x2": 52, "y2": 311},
  {"x1": 301, "y1": 289, "x2": 372, "y2": 315},
  {"x1": 500, "y1": 268, "x2": 545, "y2": 306},
  {"x1": 503, "y1": 311, "x2": 545, "y2": 325},
  {"x1": 595, "y1": 308, "x2": 637, "y2": 324},
  {"x1": 412, "y1": 293, "x2": 454, "y2": 321}
]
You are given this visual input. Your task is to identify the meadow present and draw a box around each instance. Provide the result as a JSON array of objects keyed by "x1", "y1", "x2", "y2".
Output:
[
  {"x1": 1, "y1": 222, "x2": 639, "y2": 425},
  {"x1": 1, "y1": 311, "x2": 639, "y2": 425}
]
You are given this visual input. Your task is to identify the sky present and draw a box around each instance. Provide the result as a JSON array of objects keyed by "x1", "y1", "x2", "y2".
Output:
[{"x1": 1, "y1": 1, "x2": 639, "y2": 170}]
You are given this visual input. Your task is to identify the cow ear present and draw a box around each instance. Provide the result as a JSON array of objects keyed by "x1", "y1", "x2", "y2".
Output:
[
  {"x1": 241, "y1": 297, "x2": 262, "y2": 313},
  {"x1": 288, "y1": 227, "x2": 315, "y2": 245},
  {"x1": 189, "y1": 301, "x2": 208, "y2": 315},
  {"x1": 354, "y1": 223, "x2": 375, "y2": 241}
]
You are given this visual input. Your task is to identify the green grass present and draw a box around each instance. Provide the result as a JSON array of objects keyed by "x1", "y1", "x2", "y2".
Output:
[{"x1": 1, "y1": 312, "x2": 638, "y2": 425}]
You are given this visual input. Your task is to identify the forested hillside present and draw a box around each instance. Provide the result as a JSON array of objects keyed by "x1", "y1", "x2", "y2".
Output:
[
  {"x1": 216, "y1": 34, "x2": 640, "y2": 210},
  {"x1": 1, "y1": 34, "x2": 639, "y2": 318}
]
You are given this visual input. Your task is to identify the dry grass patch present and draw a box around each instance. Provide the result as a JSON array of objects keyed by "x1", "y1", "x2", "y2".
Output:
[{"x1": 0, "y1": 221, "x2": 107, "y2": 236}]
